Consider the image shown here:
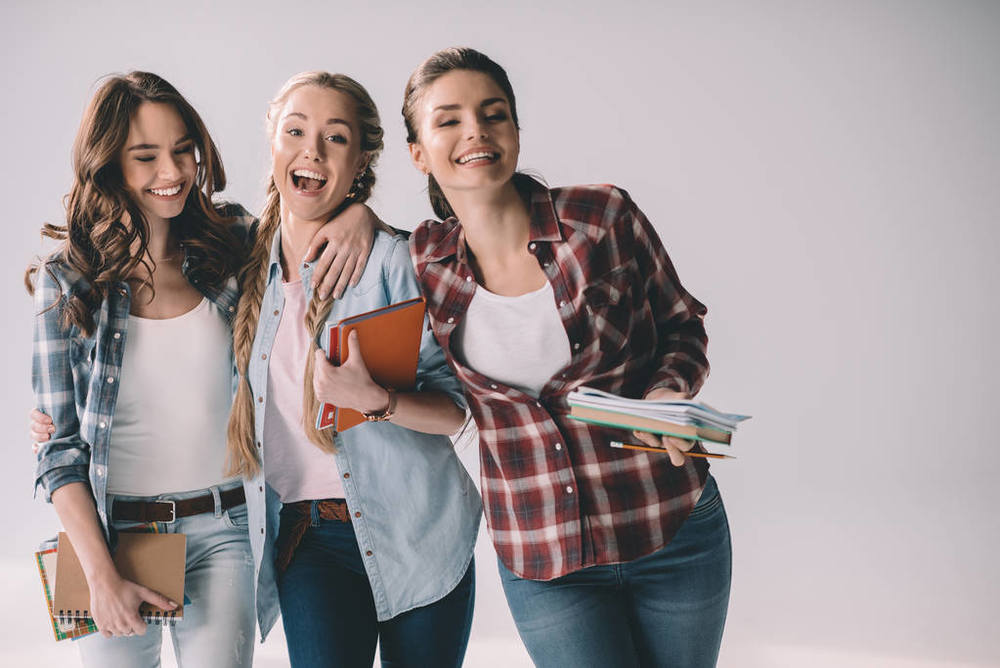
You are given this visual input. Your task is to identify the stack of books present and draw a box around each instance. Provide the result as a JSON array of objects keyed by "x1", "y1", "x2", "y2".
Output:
[{"x1": 566, "y1": 387, "x2": 750, "y2": 458}]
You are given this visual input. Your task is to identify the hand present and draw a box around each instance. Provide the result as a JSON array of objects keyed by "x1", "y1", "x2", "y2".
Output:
[
  {"x1": 313, "y1": 331, "x2": 389, "y2": 414},
  {"x1": 30, "y1": 408, "x2": 54, "y2": 454},
  {"x1": 304, "y1": 203, "x2": 380, "y2": 300},
  {"x1": 88, "y1": 569, "x2": 177, "y2": 639},
  {"x1": 633, "y1": 388, "x2": 695, "y2": 467}
]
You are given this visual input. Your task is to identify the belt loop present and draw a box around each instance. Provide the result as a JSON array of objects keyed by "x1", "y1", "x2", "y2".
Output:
[
  {"x1": 210, "y1": 485, "x2": 222, "y2": 518},
  {"x1": 310, "y1": 500, "x2": 320, "y2": 527}
]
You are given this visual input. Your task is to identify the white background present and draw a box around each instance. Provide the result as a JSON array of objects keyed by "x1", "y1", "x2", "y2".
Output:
[{"x1": 2, "y1": 1, "x2": 998, "y2": 666}]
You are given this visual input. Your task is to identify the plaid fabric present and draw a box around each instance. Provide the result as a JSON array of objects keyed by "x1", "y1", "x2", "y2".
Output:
[
  {"x1": 410, "y1": 178, "x2": 711, "y2": 580},
  {"x1": 31, "y1": 204, "x2": 252, "y2": 534}
]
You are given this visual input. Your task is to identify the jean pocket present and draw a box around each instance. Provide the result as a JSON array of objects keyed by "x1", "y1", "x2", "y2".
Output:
[
  {"x1": 223, "y1": 503, "x2": 249, "y2": 530},
  {"x1": 686, "y1": 477, "x2": 723, "y2": 521}
]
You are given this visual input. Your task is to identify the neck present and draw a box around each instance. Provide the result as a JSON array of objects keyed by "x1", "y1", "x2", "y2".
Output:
[
  {"x1": 447, "y1": 179, "x2": 531, "y2": 260},
  {"x1": 279, "y1": 200, "x2": 325, "y2": 282},
  {"x1": 132, "y1": 213, "x2": 178, "y2": 264}
]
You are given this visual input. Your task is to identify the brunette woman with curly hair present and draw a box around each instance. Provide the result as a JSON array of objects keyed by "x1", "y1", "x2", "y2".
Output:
[{"x1": 27, "y1": 71, "x2": 376, "y2": 667}]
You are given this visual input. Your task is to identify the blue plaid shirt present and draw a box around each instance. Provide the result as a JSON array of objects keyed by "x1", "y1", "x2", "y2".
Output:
[{"x1": 31, "y1": 204, "x2": 253, "y2": 539}]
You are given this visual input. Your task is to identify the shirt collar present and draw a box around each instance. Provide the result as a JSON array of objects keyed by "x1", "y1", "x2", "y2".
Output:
[
  {"x1": 266, "y1": 227, "x2": 318, "y2": 290},
  {"x1": 423, "y1": 175, "x2": 564, "y2": 264}
]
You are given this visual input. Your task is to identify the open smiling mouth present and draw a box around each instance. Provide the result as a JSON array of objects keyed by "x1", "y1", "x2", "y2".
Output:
[
  {"x1": 292, "y1": 169, "x2": 328, "y2": 192},
  {"x1": 456, "y1": 151, "x2": 500, "y2": 165},
  {"x1": 148, "y1": 182, "x2": 185, "y2": 198}
]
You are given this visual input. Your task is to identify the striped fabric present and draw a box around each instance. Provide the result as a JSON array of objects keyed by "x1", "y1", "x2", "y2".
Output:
[{"x1": 410, "y1": 178, "x2": 711, "y2": 580}]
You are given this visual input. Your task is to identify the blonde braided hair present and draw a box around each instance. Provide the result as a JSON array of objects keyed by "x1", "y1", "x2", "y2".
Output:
[{"x1": 226, "y1": 72, "x2": 384, "y2": 476}]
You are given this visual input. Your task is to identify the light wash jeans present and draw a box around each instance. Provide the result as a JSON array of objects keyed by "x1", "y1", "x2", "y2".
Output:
[
  {"x1": 78, "y1": 482, "x2": 256, "y2": 668},
  {"x1": 498, "y1": 474, "x2": 732, "y2": 668}
]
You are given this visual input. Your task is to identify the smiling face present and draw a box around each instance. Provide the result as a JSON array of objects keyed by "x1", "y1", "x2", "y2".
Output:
[
  {"x1": 409, "y1": 69, "x2": 519, "y2": 197},
  {"x1": 271, "y1": 85, "x2": 367, "y2": 223},
  {"x1": 119, "y1": 101, "x2": 197, "y2": 226}
]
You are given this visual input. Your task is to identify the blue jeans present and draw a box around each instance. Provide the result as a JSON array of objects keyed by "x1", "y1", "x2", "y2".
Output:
[
  {"x1": 498, "y1": 475, "x2": 732, "y2": 668},
  {"x1": 78, "y1": 482, "x2": 256, "y2": 668},
  {"x1": 277, "y1": 501, "x2": 475, "y2": 668}
]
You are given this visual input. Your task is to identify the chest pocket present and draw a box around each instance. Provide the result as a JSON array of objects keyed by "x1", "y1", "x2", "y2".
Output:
[
  {"x1": 583, "y1": 262, "x2": 639, "y2": 356},
  {"x1": 69, "y1": 335, "x2": 97, "y2": 371}
]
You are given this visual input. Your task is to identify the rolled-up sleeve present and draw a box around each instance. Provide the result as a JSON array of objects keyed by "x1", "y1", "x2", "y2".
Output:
[{"x1": 32, "y1": 265, "x2": 91, "y2": 501}]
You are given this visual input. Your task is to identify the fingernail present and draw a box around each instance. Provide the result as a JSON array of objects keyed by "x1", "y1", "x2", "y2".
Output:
[
  {"x1": 319, "y1": 291, "x2": 329, "y2": 300},
  {"x1": 167, "y1": 600, "x2": 178, "y2": 608}
]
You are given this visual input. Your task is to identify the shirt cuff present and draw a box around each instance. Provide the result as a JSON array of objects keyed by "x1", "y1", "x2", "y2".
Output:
[{"x1": 34, "y1": 464, "x2": 90, "y2": 503}]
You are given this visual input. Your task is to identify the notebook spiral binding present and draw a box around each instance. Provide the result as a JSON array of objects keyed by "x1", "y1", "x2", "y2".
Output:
[{"x1": 56, "y1": 609, "x2": 180, "y2": 626}]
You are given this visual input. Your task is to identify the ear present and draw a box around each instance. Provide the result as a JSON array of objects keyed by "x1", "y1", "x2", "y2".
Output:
[
  {"x1": 355, "y1": 151, "x2": 370, "y2": 177},
  {"x1": 408, "y1": 142, "x2": 429, "y2": 175}
]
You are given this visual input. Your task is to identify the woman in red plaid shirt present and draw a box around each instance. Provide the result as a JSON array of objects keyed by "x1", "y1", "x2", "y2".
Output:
[{"x1": 404, "y1": 48, "x2": 732, "y2": 667}]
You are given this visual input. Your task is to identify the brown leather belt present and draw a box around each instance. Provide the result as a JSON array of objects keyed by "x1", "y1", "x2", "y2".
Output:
[
  {"x1": 112, "y1": 486, "x2": 246, "y2": 523},
  {"x1": 275, "y1": 499, "x2": 351, "y2": 573}
]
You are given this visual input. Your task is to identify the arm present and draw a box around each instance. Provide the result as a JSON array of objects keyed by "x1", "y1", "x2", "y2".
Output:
[{"x1": 305, "y1": 203, "x2": 395, "y2": 300}]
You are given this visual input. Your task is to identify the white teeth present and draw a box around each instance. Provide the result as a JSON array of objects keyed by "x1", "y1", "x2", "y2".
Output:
[
  {"x1": 293, "y1": 169, "x2": 328, "y2": 181},
  {"x1": 149, "y1": 184, "x2": 182, "y2": 196},
  {"x1": 457, "y1": 152, "x2": 497, "y2": 164}
]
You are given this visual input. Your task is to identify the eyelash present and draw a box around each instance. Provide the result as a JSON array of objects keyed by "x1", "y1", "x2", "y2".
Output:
[
  {"x1": 436, "y1": 113, "x2": 508, "y2": 128},
  {"x1": 286, "y1": 128, "x2": 347, "y2": 144},
  {"x1": 134, "y1": 145, "x2": 193, "y2": 163}
]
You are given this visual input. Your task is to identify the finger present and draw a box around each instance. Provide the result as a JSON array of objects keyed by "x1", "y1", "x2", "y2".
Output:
[
  {"x1": 345, "y1": 330, "x2": 365, "y2": 367},
  {"x1": 331, "y1": 251, "x2": 357, "y2": 299},
  {"x1": 30, "y1": 409, "x2": 53, "y2": 425},
  {"x1": 138, "y1": 585, "x2": 177, "y2": 611},
  {"x1": 31, "y1": 429, "x2": 51, "y2": 443},
  {"x1": 101, "y1": 628, "x2": 113, "y2": 639},
  {"x1": 632, "y1": 430, "x2": 662, "y2": 449},
  {"x1": 659, "y1": 439, "x2": 688, "y2": 467},
  {"x1": 663, "y1": 436, "x2": 694, "y2": 453},
  {"x1": 32, "y1": 441, "x2": 40, "y2": 455},
  {"x1": 310, "y1": 243, "x2": 336, "y2": 292},
  {"x1": 302, "y1": 234, "x2": 328, "y2": 264},
  {"x1": 319, "y1": 250, "x2": 350, "y2": 300},
  {"x1": 348, "y1": 252, "x2": 366, "y2": 287}
]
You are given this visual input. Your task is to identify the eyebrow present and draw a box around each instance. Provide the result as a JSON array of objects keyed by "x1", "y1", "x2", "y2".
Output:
[
  {"x1": 432, "y1": 97, "x2": 508, "y2": 112},
  {"x1": 126, "y1": 135, "x2": 192, "y2": 152},
  {"x1": 283, "y1": 112, "x2": 352, "y2": 128}
]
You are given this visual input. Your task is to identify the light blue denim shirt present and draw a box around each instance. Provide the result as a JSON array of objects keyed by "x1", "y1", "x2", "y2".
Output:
[
  {"x1": 31, "y1": 204, "x2": 253, "y2": 539},
  {"x1": 243, "y1": 228, "x2": 482, "y2": 637}
]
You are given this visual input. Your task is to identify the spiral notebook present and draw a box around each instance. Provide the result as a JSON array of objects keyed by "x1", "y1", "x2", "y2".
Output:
[{"x1": 52, "y1": 531, "x2": 186, "y2": 630}]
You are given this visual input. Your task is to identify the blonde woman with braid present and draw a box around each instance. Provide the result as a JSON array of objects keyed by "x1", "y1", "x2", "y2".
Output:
[
  {"x1": 224, "y1": 72, "x2": 479, "y2": 668},
  {"x1": 26, "y1": 72, "x2": 379, "y2": 667}
]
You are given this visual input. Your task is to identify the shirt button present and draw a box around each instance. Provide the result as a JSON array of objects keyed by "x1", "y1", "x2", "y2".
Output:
[
  {"x1": 257, "y1": 441, "x2": 262, "y2": 449},
  {"x1": 573, "y1": 342, "x2": 581, "y2": 350},
  {"x1": 566, "y1": 486, "x2": 573, "y2": 494},
  {"x1": 273, "y1": 310, "x2": 279, "y2": 316},
  {"x1": 113, "y1": 332, "x2": 121, "y2": 339},
  {"x1": 119, "y1": 288, "x2": 126, "y2": 296},
  {"x1": 555, "y1": 443, "x2": 562, "y2": 451},
  {"x1": 96, "y1": 468, "x2": 104, "y2": 477},
  {"x1": 258, "y1": 486, "x2": 263, "y2": 492},
  {"x1": 344, "y1": 473, "x2": 350, "y2": 479},
  {"x1": 365, "y1": 550, "x2": 373, "y2": 557},
  {"x1": 228, "y1": 306, "x2": 235, "y2": 312},
  {"x1": 302, "y1": 262, "x2": 308, "y2": 269},
  {"x1": 528, "y1": 242, "x2": 537, "y2": 251},
  {"x1": 261, "y1": 528, "x2": 265, "y2": 534},
  {"x1": 559, "y1": 300, "x2": 567, "y2": 308},
  {"x1": 99, "y1": 421, "x2": 107, "y2": 429},
  {"x1": 447, "y1": 317, "x2": 455, "y2": 324},
  {"x1": 465, "y1": 275, "x2": 472, "y2": 282},
  {"x1": 261, "y1": 354, "x2": 267, "y2": 360},
  {"x1": 106, "y1": 376, "x2": 115, "y2": 384},
  {"x1": 535, "y1": 401, "x2": 542, "y2": 408},
  {"x1": 490, "y1": 383, "x2": 498, "y2": 390},
  {"x1": 258, "y1": 396, "x2": 264, "y2": 403},
  {"x1": 354, "y1": 511, "x2": 361, "y2": 518},
  {"x1": 543, "y1": 262, "x2": 551, "y2": 268}
]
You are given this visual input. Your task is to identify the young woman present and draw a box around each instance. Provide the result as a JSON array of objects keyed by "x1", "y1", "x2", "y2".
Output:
[
  {"x1": 28, "y1": 72, "x2": 375, "y2": 667},
  {"x1": 403, "y1": 48, "x2": 732, "y2": 667},
  {"x1": 226, "y1": 71, "x2": 480, "y2": 667}
]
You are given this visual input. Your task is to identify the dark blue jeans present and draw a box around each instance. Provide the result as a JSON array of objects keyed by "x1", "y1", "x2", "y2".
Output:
[
  {"x1": 498, "y1": 475, "x2": 732, "y2": 668},
  {"x1": 277, "y1": 502, "x2": 475, "y2": 668}
]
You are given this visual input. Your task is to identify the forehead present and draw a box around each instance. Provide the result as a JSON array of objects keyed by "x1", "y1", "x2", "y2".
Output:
[
  {"x1": 280, "y1": 85, "x2": 358, "y2": 127},
  {"x1": 127, "y1": 102, "x2": 187, "y2": 141},
  {"x1": 420, "y1": 70, "x2": 508, "y2": 113}
]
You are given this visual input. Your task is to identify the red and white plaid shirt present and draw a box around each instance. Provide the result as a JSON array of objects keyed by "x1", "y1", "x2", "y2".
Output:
[{"x1": 410, "y1": 178, "x2": 711, "y2": 580}]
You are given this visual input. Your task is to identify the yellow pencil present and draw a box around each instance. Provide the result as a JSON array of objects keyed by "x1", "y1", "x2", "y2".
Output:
[{"x1": 610, "y1": 441, "x2": 736, "y2": 459}]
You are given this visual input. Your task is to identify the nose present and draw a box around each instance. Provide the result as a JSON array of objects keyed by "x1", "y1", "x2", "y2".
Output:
[
  {"x1": 157, "y1": 152, "x2": 183, "y2": 181},
  {"x1": 466, "y1": 117, "x2": 489, "y2": 141},
  {"x1": 305, "y1": 135, "x2": 324, "y2": 161}
]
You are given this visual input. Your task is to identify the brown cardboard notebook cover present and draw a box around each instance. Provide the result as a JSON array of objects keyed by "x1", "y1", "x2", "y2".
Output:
[
  {"x1": 316, "y1": 297, "x2": 426, "y2": 432},
  {"x1": 53, "y1": 531, "x2": 186, "y2": 622}
]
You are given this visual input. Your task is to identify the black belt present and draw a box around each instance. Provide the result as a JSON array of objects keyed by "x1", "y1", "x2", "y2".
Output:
[{"x1": 112, "y1": 486, "x2": 246, "y2": 523}]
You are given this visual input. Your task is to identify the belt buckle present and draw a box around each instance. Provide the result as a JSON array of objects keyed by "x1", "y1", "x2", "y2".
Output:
[{"x1": 161, "y1": 500, "x2": 177, "y2": 524}]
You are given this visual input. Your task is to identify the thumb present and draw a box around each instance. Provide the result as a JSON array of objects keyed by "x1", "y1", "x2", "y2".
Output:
[
  {"x1": 137, "y1": 585, "x2": 177, "y2": 611},
  {"x1": 345, "y1": 330, "x2": 364, "y2": 365}
]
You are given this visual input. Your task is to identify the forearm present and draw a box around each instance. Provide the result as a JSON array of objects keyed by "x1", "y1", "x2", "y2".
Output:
[
  {"x1": 382, "y1": 391, "x2": 465, "y2": 435},
  {"x1": 51, "y1": 482, "x2": 117, "y2": 585}
]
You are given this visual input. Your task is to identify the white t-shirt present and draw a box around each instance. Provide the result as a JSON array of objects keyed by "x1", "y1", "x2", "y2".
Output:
[
  {"x1": 452, "y1": 281, "x2": 571, "y2": 397},
  {"x1": 108, "y1": 298, "x2": 238, "y2": 496}
]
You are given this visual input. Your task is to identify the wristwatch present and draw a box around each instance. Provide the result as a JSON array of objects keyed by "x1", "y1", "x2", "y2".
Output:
[{"x1": 363, "y1": 388, "x2": 397, "y2": 422}]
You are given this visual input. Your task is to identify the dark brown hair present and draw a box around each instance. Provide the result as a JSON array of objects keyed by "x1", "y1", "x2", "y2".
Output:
[
  {"x1": 25, "y1": 71, "x2": 242, "y2": 335},
  {"x1": 402, "y1": 47, "x2": 524, "y2": 220}
]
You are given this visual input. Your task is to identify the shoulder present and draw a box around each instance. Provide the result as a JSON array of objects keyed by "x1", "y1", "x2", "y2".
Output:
[
  {"x1": 408, "y1": 217, "x2": 459, "y2": 268},
  {"x1": 550, "y1": 184, "x2": 635, "y2": 227},
  {"x1": 373, "y1": 229, "x2": 413, "y2": 273},
  {"x1": 214, "y1": 201, "x2": 258, "y2": 245},
  {"x1": 32, "y1": 253, "x2": 88, "y2": 297}
]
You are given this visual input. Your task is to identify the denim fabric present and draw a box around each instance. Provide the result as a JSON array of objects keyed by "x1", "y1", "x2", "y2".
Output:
[
  {"x1": 77, "y1": 482, "x2": 256, "y2": 668},
  {"x1": 276, "y1": 502, "x2": 475, "y2": 668},
  {"x1": 498, "y1": 475, "x2": 731, "y2": 668},
  {"x1": 30, "y1": 204, "x2": 254, "y2": 536},
  {"x1": 243, "y1": 229, "x2": 482, "y2": 638}
]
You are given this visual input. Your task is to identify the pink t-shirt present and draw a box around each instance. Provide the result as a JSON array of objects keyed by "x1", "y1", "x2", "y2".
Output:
[{"x1": 262, "y1": 279, "x2": 344, "y2": 502}]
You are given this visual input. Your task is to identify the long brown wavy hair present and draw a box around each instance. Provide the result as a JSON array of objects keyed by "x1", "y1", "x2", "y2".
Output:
[
  {"x1": 226, "y1": 72, "x2": 384, "y2": 477},
  {"x1": 25, "y1": 71, "x2": 242, "y2": 336}
]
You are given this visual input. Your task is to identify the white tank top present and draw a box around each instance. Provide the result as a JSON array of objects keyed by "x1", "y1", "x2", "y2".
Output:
[
  {"x1": 108, "y1": 297, "x2": 239, "y2": 496},
  {"x1": 452, "y1": 281, "x2": 571, "y2": 397}
]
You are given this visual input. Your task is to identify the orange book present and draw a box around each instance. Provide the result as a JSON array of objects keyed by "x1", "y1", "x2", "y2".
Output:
[{"x1": 316, "y1": 297, "x2": 426, "y2": 432}]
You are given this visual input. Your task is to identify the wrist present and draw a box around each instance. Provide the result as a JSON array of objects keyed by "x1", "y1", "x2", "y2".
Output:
[
  {"x1": 360, "y1": 385, "x2": 390, "y2": 415},
  {"x1": 362, "y1": 388, "x2": 397, "y2": 422}
]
